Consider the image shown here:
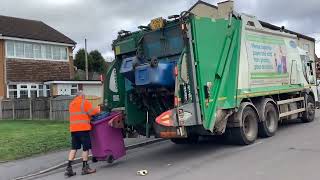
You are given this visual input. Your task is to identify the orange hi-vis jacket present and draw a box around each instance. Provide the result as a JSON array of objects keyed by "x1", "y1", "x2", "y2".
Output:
[{"x1": 69, "y1": 95, "x2": 100, "y2": 132}]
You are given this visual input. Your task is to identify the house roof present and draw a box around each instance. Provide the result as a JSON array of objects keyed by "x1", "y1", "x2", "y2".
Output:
[
  {"x1": 0, "y1": 15, "x2": 76, "y2": 45},
  {"x1": 217, "y1": 0, "x2": 233, "y2": 4},
  {"x1": 188, "y1": 0, "x2": 218, "y2": 11}
]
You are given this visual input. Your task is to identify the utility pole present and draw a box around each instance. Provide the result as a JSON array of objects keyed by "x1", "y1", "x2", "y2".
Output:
[{"x1": 85, "y1": 38, "x2": 88, "y2": 80}]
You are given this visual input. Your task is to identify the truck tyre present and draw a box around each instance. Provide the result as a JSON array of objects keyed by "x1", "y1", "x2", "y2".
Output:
[
  {"x1": 171, "y1": 135, "x2": 199, "y2": 144},
  {"x1": 258, "y1": 102, "x2": 279, "y2": 138},
  {"x1": 301, "y1": 94, "x2": 315, "y2": 123},
  {"x1": 229, "y1": 105, "x2": 258, "y2": 145}
]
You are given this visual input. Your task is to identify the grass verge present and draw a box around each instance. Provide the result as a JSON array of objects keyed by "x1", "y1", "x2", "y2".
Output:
[{"x1": 0, "y1": 120, "x2": 70, "y2": 162}]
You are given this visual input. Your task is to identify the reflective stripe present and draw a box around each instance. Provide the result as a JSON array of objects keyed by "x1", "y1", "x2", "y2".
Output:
[
  {"x1": 70, "y1": 96, "x2": 88, "y2": 116},
  {"x1": 70, "y1": 112, "x2": 86, "y2": 116},
  {"x1": 87, "y1": 107, "x2": 96, "y2": 115},
  {"x1": 80, "y1": 96, "x2": 85, "y2": 112},
  {"x1": 69, "y1": 96, "x2": 92, "y2": 132},
  {"x1": 70, "y1": 120, "x2": 90, "y2": 125}
]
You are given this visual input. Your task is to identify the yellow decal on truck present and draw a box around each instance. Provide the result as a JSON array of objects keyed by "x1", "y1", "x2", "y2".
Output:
[{"x1": 115, "y1": 46, "x2": 121, "y2": 55}]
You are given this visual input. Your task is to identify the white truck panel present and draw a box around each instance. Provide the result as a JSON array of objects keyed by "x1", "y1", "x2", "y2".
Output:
[{"x1": 238, "y1": 14, "x2": 316, "y2": 99}]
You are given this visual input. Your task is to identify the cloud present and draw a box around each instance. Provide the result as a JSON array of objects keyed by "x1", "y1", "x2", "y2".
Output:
[{"x1": 0, "y1": 0, "x2": 319, "y2": 58}]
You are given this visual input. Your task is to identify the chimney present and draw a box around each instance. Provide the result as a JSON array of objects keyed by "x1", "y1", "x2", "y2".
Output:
[{"x1": 217, "y1": 0, "x2": 234, "y2": 19}]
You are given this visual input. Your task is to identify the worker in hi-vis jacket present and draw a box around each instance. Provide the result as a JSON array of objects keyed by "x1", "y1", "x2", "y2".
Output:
[{"x1": 65, "y1": 91, "x2": 100, "y2": 177}]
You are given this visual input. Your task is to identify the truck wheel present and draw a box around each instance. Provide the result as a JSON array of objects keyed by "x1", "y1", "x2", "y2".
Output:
[
  {"x1": 301, "y1": 94, "x2": 315, "y2": 123},
  {"x1": 258, "y1": 102, "x2": 279, "y2": 138},
  {"x1": 229, "y1": 105, "x2": 258, "y2": 145},
  {"x1": 171, "y1": 136, "x2": 199, "y2": 144}
]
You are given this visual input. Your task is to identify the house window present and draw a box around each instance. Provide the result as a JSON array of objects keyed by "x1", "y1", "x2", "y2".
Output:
[
  {"x1": 71, "y1": 84, "x2": 78, "y2": 95},
  {"x1": 52, "y1": 46, "x2": 61, "y2": 60},
  {"x1": 19, "y1": 85, "x2": 29, "y2": 99},
  {"x1": 7, "y1": 84, "x2": 51, "y2": 99},
  {"x1": 38, "y1": 85, "x2": 44, "y2": 97},
  {"x1": 45, "y1": 45, "x2": 53, "y2": 59},
  {"x1": 25, "y1": 43, "x2": 33, "y2": 58},
  {"x1": 15, "y1": 42, "x2": 24, "y2": 57},
  {"x1": 6, "y1": 41, "x2": 14, "y2": 57},
  {"x1": 6, "y1": 40, "x2": 68, "y2": 61},
  {"x1": 34, "y1": 44, "x2": 41, "y2": 59},
  {"x1": 45, "y1": 85, "x2": 50, "y2": 97},
  {"x1": 41, "y1": 45, "x2": 46, "y2": 58},
  {"x1": 8, "y1": 85, "x2": 17, "y2": 98},
  {"x1": 61, "y1": 47, "x2": 68, "y2": 60},
  {"x1": 30, "y1": 85, "x2": 38, "y2": 98}
]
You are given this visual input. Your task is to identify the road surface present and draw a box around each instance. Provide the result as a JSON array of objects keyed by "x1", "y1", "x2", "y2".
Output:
[{"x1": 33, "y1": 111, "x2": 320, "y2": 180}]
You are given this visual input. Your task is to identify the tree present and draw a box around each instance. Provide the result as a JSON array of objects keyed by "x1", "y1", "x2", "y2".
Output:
[
  {"x1": 74, "y1": 49, "x2": 93, "y2": 71},
  {"x1": 74, "y1": 49, "x2": 106, "y2": 73},
  {"x1": 90, "y1": 50, "x2": 106, "y2": 73}
]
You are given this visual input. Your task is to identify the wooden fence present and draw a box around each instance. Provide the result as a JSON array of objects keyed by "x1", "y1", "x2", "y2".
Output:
[{"x1": 0, "y1": 96, "x2": 102, "y2": 121}]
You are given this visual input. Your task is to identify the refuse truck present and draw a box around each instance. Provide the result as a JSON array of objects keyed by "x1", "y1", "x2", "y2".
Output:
[{"x1": 103, "y1": 11, "x2": 318, "y2": 145}]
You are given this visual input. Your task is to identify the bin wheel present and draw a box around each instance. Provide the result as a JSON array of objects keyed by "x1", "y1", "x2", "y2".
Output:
[
  {"x1": 107, "y1": 155, "x2": 114, "y2": 164},
  {"x1": 92, "y1": 157, "x2": 98, "y2": 163}
]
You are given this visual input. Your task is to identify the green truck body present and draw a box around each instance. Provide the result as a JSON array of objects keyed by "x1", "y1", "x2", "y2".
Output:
[{"x1": 104, "y1": 12, "x2": 317, "y2": 144}]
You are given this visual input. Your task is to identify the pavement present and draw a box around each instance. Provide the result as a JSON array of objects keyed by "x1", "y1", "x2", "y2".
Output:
[
  {"x1": 28, "y1": 110, "x2": 320, "y2": 180},
  {"x1": 0, "y1": 138, "x2": 157, "y2": 180}
]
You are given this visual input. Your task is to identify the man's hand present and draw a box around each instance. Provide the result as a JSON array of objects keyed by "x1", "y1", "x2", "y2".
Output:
[{"x1": 108, "y1": 113, "x2": 124, "y2": 128}]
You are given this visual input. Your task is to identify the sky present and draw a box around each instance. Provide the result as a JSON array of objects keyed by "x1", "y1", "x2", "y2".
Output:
[{"x1": 0, "y1": 0, "x2": 319, "y2": 60}]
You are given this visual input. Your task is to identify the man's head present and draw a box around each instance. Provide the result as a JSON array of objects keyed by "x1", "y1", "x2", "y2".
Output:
[{"x1": 76, "y1": 91, "x2": 85, "y2": 98}]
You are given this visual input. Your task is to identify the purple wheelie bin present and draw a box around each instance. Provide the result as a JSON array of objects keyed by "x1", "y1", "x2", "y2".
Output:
[{"x1": 90, "y1": 111, "x2": 126, "y2": 163}]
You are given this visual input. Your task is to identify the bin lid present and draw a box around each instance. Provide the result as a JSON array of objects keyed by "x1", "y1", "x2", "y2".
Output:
[
  {"x1": 91, "y1": 111, "x2": 122, "y2": 125},
  {"x1": 92, "y1": 111, "x2": 110, "y2": 121}
]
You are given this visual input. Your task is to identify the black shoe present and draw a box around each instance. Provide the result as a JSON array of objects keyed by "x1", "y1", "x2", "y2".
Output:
[
  {"x1": 64, "y1": 166, "x2": 76, "y2": 177},
  {"x1": 81, "y1": 164, "x2": 96, "y2": 175},
  {"x1": 92, "y1": 157, "x2": 98, "y2": 163}
]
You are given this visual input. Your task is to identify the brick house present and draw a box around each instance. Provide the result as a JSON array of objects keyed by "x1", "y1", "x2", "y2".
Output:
[{"x1": 0, "y1": 15, "x2": 76, "y2": 99}]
